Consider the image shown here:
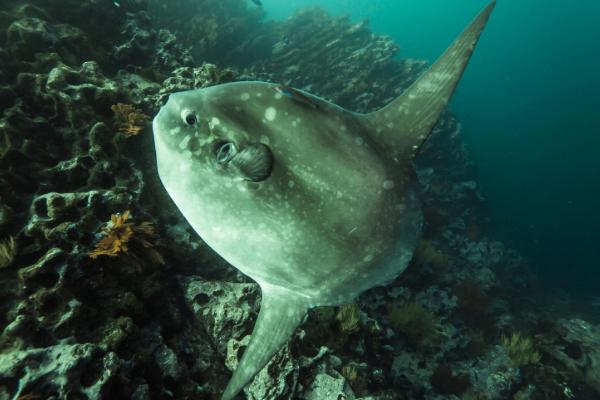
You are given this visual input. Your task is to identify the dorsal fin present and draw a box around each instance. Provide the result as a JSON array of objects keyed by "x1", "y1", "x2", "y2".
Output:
[
  {"x1": 364, "y1": 1, "x2": 496, "y2": 159},
  {"x1": 221, "y1": 284, "x2": 309, "y2": 400}
]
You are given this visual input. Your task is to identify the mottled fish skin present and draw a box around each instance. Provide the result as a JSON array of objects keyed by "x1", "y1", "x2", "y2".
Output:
[{"x1": 152, "y1": 2, "x2": 495, "y2": 400}]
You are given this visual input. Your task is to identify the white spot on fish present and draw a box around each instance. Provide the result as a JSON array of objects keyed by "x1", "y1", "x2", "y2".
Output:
[
  {"x1": 260, "y1": 135, "x2": 270, "y2": 145},
  {"x1": 169, "y1": 127, "x2": 181, "y2": 136},
  {"x1": 363, "y1": 254, "x2": 374, "y2": 262},
  {"x1": 265, "y1": 107, "x2": 277, "y2": 121},
  {"x1": 383, "y1": 180, "x2": 395, "y2": 190},
  {"x1": 179, "y1": 160, "x2": 191, "y2": 173},
  {"x1": 274, "y1": 92, "x2": 283, "y2": 100},
  {"x1": 288, "y1": 180, "x2": 295, "y2": 188},
  {"x1": 179, "y1": 135, "x2": 191, "y2": 150},
  {"x1": 209, "y1": 117, "x2": 220, "y2": 129},
  {"x1": 240, "y1": 93, "x2": 250, "y2": 101},
  {"x1": 355, "y1": 137, "x2": 364, "y2": 145}
]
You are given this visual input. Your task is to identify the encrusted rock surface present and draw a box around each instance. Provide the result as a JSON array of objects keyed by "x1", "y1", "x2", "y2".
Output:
[{"x1": 1, "y1": 0, "x2": 599, "y2": 399}]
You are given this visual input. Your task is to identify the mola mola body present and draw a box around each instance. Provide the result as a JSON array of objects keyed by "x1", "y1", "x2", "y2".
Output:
[{"x1": 152, "y1": 2, "x2": 495, "y2": 399}]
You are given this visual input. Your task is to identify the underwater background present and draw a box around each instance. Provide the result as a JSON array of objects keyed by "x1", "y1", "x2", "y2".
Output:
[
  {"x1": 1, "y1": 0, "x2": 599, "y2": 399},
  {"x1": 265, "y1": 0, "x2": 600, "y2": 296}
]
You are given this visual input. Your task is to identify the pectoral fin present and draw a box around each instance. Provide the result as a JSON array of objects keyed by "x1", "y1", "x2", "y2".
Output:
[{"x1": 221, "y1": 284, "x2": 309, "y2": 400}]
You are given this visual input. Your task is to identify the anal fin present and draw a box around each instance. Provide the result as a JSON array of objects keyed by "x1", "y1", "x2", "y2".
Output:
[{"x1": 221, "y1": 283, "x2": 309, "y2": 400}]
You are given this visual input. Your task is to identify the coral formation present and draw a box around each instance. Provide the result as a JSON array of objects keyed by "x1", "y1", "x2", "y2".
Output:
[
  {"x1": 413, "y1": 239, "x2": 450, "y2": 269},
  {"x1": 389, "y1": 302, "x2": 438, "y2": 345},
  {"x1": 0, "y1": 236, "x2": 16, "y2": 269},
  {"x1": 336, "y1": 304, "x2": 361, "y2": 334},
  {"x1": 89, "y1": 210, "x2": 163, "y2": 264},
  {"x1": 429, "y1": 364, "x2": 470, "y2": 395},
  {"x1": 453, "y1": 279, "x2": 490, "y2": 317},
  {"x1": 469, "y1": 345, "x2": 521, "y2": 399},
  {"x1": 89, "y1": 211, "x2": 135, "y2": 258},
  {"x1": 500, "y1": 332, "x2": 542, "y2": 367},
  {"x1": 156, "y1": 63, "x2": 235, "y2": 106},
  {"x1": 110, "y1": 103, "x2": 150, "y2": 138}
]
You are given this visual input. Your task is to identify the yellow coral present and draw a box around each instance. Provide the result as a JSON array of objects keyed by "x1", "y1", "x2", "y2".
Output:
[
  {"x1": 89, "y1": 211, "x2": 164, "y2": 264},
  {"x1": 90, "y1": 211, "x2": 134, "y2": 258},
  {"x1": 500, "y1": 332, "x2": 541, "y2": 367},
  {"x1": 337, "y1": 303, "x2": 361, "y2": 334},
  {"x1": 0, "y1": 236, "x2": 17, "y2": 269},
  {"x1": 111, "y1": 103, "x2": 149, "y2": 137}
]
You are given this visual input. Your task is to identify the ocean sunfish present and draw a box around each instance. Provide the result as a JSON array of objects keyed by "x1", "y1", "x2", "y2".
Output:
[{"x1": 152, "y1": 2, "x2": 495, "y2": 399}]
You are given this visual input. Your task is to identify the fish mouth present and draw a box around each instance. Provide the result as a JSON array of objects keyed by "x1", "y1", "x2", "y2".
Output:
[{"x1": 216, "y1": 142, "x2": 274, "y2": 182}]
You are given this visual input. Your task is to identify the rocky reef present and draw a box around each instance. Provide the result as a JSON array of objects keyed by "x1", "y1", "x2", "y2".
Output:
[{"x1": 1, "y1": 0, "x2": 599, "y2": 399}]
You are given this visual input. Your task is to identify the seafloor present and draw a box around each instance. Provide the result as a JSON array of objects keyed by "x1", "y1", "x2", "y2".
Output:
[{"x1": 0, "y1": 0, "x2": 599, "y2": 399}]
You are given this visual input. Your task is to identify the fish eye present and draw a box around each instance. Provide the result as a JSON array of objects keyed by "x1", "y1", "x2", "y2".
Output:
[
  {"x1": 181, "y1": 109, "x2": 197, "y2": 126},
  {"x1": 216, "y1": 142, "x2": 237, "y2": 164}
]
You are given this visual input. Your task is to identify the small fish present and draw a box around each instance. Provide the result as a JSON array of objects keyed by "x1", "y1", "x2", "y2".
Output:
[
  {"x1": 251, "y1": 0, "x2": 263, "y2": 6},
  {"x1": 274, "y1": 85, "x2": 320, "y2": 109}
]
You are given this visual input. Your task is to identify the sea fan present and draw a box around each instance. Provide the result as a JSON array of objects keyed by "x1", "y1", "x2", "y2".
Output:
[
  {"x1": 110, "y1": 103, "x2": 150, "y2": 137},
  {"x1": 89, "y1": 210, "x2": 164, "y2": 265}
]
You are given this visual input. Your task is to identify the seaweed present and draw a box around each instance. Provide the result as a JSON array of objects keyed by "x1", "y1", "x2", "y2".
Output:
[
  {"x1": 110, "y1": 103, "x2": 150, "y2": 138},
  {"x1": 336, "y1": 303, "x2": 361, "y2": 334},
  {"x1": 341, "y1": 363, "x2": 367, "y2": 394},
  {"x1": 453, "y1": 279, "x2": 490, "y2": 316},
  {"x1": 0, "y1": 236, "x2": 16, "y2": 269},
  {"x1": 500, "y1": 332, "x2": 541, "y2": 367},
  {"x1": 389, "y1": 302, "x2": 438, "y2": 345},
  {"x1": 89, "y1": 210, "x2": 164, "y2": 265},
  {"x1": 413, "y1": 240, "x2": 449, "y2": 269}
]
